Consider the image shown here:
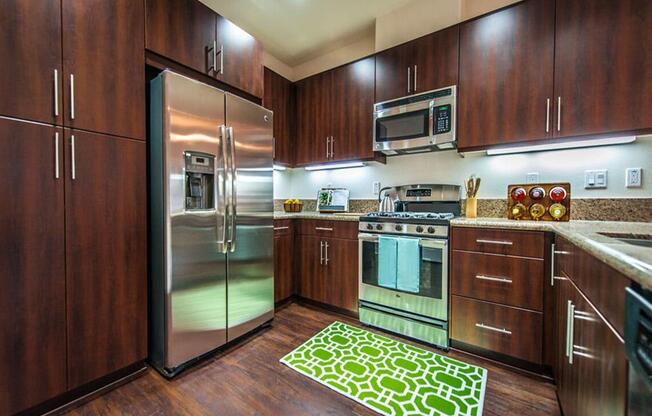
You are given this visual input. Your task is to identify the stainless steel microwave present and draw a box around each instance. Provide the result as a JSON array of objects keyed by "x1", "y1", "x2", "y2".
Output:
[{"x1": 373, "y1": 86, "x2": 456, "y2": 155}]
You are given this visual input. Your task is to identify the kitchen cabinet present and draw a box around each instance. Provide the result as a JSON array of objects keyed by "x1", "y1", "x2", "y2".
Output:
[
  {"x1": 375, "y1": 26, "x2": 459, "y2": 103},
  {"x1": 264, "y1": 68, "x2": 295, "y2": 165},
  {"x1": 297, "y1": 221, "x2": 359, "y2": 313},
  {"x1": 65, "y1": 130, "x2": 147, "y2": 388},
  {"x1": 553, "y1": 0, "x2": 652, "y2": 139},
  {"x1": 274, "y1": 220, "x2": 295, "y2": 303},
  {"x1": 217, "y1": 15, "x2": 264, "y2": 98},
  {"x1": 296, "y1": 57, "x2": 377, "y2": 165},
  {"x1": 0, "y1": 0, "x2": 63, "y2": 125},
  {"x1": 553, "y1": 236, "x2": 628, "y2": 416},
  {"x1": 458, "y1": 0, "x2": 555, "y2": 151},
  {"x1": 0, "y1": 118, "x2": 67, "y2": 416},
  {"x1": 146, "y1": 0, "x2": 217, "y2": 76},
  {"x1": 62, "y1": 0, "x2": 145, "y2": 140}
]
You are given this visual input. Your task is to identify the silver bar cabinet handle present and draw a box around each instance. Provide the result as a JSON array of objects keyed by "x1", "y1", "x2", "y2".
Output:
[
  {"x1": 413, "y1": 65, "x2": 417, "y2": 92},
  {"x1": 319, "y1": 240, "x2": 324, "y2": 265},
  {"x1": 407, "y1": 66, "x2": 411, "y2": 94},
  {"x1": 546, "y1": 98, "x2": 550, "y2": 133},
  {"x1": 71, "y1": 135, "x2": 76, "y2": 180},
  {"x1": 54, "y1": 132, "x2": 60, "y2": 179},
  {"x1": 325, "y1": 137, "x2": 329, "y2": 159},
  {"x1": 475, "y1": 323, "x2": 512, "y2": 335},
  {"x1": 324, "y1": 241, "x2": 329, "y2": 265},
  {"x1": 315, "y1": 227, "x2": 333, "y2": 231},
  {"x1": 53, "y1": 69, "x2": 59, "y2": 117},
  {"x1": 476, "y1": 238, "x2": 513, "y2": 246},
  {"x1": 69, "y1": 74, "x2": 75, "y2": 120},
  {"x1": 273, "y1": 226, "x2": 289, "y2": 231},
  {"x1": 557, "y1": 96, "x2": 561, "y2": 132},
  {"x1": 219, "y1": 44, "x2": 224, "y2": 75},
  {"x1": 213, "y1": 40, "x2": 217, "y2": 74},
  {"x1": 475, "y1": 274, "x2": 512, "y2": 284},
  {"x1": 330, "y1": 136, "x2": 334, "y2": 159}
]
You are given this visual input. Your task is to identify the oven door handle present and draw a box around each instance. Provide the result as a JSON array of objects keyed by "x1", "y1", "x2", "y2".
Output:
[{"x1": 358, "y1": 233, "x2": 448, "y2": 249}]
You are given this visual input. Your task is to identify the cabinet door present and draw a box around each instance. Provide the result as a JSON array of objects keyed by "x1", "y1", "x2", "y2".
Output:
[
  {"x1": 298, "y1": 236, "x2": 326, "y2": 303},
  {"x1": 274, "y1": 223, "x2": 295, "y2": 303},
  {"x1": 458, "y1": 0, "x2": 555, "y2": 150},
  {"x1": 375, "y1": 42, "x2": 412, "y2": 103},
  {"x1": 264, "y1": 68, "x2": 294, "y2": 165},
  {"x1": 0, "y1": 0, "x2": 63, "y2": 125},
  {"x1": 0, "y1": 119, "x2": 66, "y2": 415},
  {"x1": 65, "y1": 130, "x2": 147, "y2": 388},
  {"x1": 412, "y1": 26, "x2": 459, "y2": 94},
  {"x1": 331, "y1": 57, "x2": 375, "y2": 161},
  {"x1": 217, "y1": 15, "x2": 264, "y2": 98},
  {"x1": 62, "y1": 0, "x2": 145, "y2": 140},
  {"x1": 554, "y1": 0, "x2": 652, "y2": 139},
  {"x1": 295, "y1": 74, "x2": 330, "y2": 165},
  {"x1": 325, "y1": 239, "x2": 359, "y2": 313},
  {"x1": 146, "y1": 0, "x2": 216, "y2": 76}
]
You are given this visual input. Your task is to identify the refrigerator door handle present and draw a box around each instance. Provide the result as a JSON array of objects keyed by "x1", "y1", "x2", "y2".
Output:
[
  {"x1": 218, "y1": 124, "x2": 229, "y2": 253},
  {"x1": 227, "y1": 126, "x2": 238, "y2": 252}
]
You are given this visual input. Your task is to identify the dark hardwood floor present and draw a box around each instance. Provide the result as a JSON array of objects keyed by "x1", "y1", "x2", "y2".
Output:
[{"x1": 60, "y1": 303, "x2": 560, "y2": 415}]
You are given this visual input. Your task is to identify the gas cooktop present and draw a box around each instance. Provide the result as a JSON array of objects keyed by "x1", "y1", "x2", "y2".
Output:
[
  {"x1": 359, "y1": 212, "x2": 455, "y2": 237},
  {"x1": 362, "y1": 211, "x2": 456, "y2": 221}
]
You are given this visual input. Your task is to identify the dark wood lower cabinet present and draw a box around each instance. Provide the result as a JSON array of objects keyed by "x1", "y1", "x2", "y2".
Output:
[
  {"x1": 65, "y1": 130, "x2": 147, "y2": 389},
  {"x1": 298, "y1": 235, "x2": 326, "y2": 304},
  {"x1": 325, "y1": 238, "x2": 358, "y2": 313},
  {"x1": 0, "y1": 118, "x2": 67, "y2": 415},
  {"x1": 274, "y1": 220, "x2": 294, "y2": 304}
]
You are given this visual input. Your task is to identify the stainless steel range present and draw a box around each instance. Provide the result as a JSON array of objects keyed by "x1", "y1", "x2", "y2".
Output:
[{"x1": 358, "y1": 184, "x2": 460, "y2": 349}]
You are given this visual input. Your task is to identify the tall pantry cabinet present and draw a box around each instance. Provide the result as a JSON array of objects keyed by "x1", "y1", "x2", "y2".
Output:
[{"x1": 0, "y1": 1, "x2": 146, "y2": 414}]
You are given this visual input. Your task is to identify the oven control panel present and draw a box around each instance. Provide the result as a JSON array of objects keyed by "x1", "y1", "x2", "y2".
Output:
[{"x1": 359, "y1": 222, "x2": 448, "y2": 238}]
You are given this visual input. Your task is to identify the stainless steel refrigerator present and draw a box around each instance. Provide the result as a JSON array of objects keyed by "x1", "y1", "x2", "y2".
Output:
[{"x1": 149, "y1": 70, "x2": 274, "y2": 377}]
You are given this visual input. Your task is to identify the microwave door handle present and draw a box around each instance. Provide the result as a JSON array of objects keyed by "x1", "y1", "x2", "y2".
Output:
[{"x1": 227, "y1": 126, "x2": 237, "y2": 253}]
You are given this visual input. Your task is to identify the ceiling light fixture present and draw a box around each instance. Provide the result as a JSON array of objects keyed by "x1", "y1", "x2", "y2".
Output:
[
  {"x1": 485, "y1": 136, "x2": 636, "y2": 156},
  {"x1": 304, "y1": 161, "x2": 366, "y2": 171}
]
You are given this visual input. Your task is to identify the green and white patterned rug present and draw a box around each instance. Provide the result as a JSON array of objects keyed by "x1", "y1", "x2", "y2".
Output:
[{"x1": 280, "y1": 322, "x2": 487, "y2": 416}]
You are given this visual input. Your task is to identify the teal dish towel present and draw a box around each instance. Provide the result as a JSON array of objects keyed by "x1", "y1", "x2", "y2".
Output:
[
  {"x1": 397, "y1": 237, "x2": 420, "y2": 293},
  {"x1": 378, "y1": 236, "x2": 398, "y2": 289}
]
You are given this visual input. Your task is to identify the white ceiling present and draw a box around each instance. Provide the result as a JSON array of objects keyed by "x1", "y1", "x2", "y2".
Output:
[{"x1": 200, "y1": 0, "x2": 413, "y2": 66}]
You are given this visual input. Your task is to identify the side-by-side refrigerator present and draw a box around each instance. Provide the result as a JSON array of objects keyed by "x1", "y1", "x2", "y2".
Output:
[{"x1": 149, "y1": 70, "x2": 274, "y2": 377}]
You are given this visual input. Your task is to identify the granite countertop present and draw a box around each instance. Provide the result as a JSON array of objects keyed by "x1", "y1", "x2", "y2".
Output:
[
  {"x1": 452, "y1": 217, "x2": 652, "y2": 290},
  {"x1": 273, "y1": 211, "x2": 363, "y2": 222}
]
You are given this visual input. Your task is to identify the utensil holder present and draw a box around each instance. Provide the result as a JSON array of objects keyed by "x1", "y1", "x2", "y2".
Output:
[{"x1": 465, "y1": 197, "x2": 478, "y2": 219}]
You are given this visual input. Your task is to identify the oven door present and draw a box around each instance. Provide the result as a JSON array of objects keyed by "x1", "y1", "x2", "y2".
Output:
[
  {"x1": 373, "y1": 100, "x2": 433, "y2": 153},
  {"x1": 358, "y1": 233, "x2": 448, "y2": 322}
]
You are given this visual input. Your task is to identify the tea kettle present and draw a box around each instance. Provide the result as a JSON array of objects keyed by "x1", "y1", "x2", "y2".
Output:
[{"x1": 378, "y1": 187, "x2": 396, "y2": 213}]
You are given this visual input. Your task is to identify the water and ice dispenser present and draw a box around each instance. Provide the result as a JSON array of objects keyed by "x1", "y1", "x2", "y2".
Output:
[{"x1": 184, "y1": 152, "x2": 215, "y2": 210}]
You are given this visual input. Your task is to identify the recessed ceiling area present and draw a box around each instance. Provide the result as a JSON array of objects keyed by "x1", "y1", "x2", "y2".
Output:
[{"x1": 200, "y1": 0, "x2": 412, "y2": 66}]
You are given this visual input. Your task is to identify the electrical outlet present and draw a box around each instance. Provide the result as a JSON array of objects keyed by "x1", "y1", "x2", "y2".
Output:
[
  {"x1": 584, "y1": 169, "x2": 608, "y2": 189},
  {"x1": 372, "y1": 181, "x2": 381, "y2": 195},
  {"x1": 526, "y1": 172, "x2": 540, "y2": 184},
  {"x1": 626, "y1": 168, "x2": 642, "y2": 188}
]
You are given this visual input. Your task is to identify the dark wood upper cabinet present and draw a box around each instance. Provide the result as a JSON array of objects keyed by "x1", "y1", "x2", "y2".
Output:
[
  {"x1": 375, "y1": 26, "x2": 459, "y2": 103},
  {"x1": 331, "y1": 57, "x2": 375, "y2": 161},
  {"x1": 458, "y1": 0, "x2": 555, "y2": 151},
  {"x1": 375, "y1": 41, "x2": 412, "y2": 103},
  {"x1": 0, "y1": 118, "x2": 67, "y2": 416},
  {"x1": 0, "y1": 0, "x2": 63, "y2": 125},
  {"x1": 553, "y1": 0, "x2": 652, "y2": 139},
  {"x1": 65, "y1": 130, "x2": 147, "y2": 388},
  {"x1": 264, "y1": 67, "x2": 295, "y2": 165},
  {"x1": 62, "y1": 0, "x2": 145, "y2": 140},
  {"x1": 146, "y1": 0, "x2": 216, "y2": 76},
  {"x1": 217, "y1": 15, "x2": 264, "y2": 98},
  {"x1": 295, "y1": 72, "x2": 331, "y2": 165}
]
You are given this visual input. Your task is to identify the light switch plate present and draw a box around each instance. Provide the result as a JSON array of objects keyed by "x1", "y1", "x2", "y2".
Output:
[
  {"x1": 372, "y1": 181, "x2": 381, "y2": 195},
  {"x1": 584, "y1": 169, "x2": 608, "y2": 189},
  {"x1": 526, "y1": 172, "x2": 540, "y2": 184},
  {"x1": 626, "y1": 168, "x2": 642, "y2": 188}
]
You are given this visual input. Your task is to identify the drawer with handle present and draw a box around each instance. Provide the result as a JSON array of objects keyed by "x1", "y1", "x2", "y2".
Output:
[
  {"x1": 273, "y1": 219, "x2": 293, "y2": 236},
  {"x1": 452, "y1": 227, "x2": 545, "y2": 258},
  {"x1": 451, "y1": 295, "x2": 543, "y2": 364},
  {"x1": 298, "y1": 219, "x2": 358, "y2": 239},
  {"x1": 451, "y1": 250, "x2": 544, "y2": 310}
]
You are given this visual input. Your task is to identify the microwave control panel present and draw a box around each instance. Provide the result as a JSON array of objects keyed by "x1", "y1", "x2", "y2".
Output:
[{"x1": 433, "y1": 104, "x2": 452, "y2": 135}]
